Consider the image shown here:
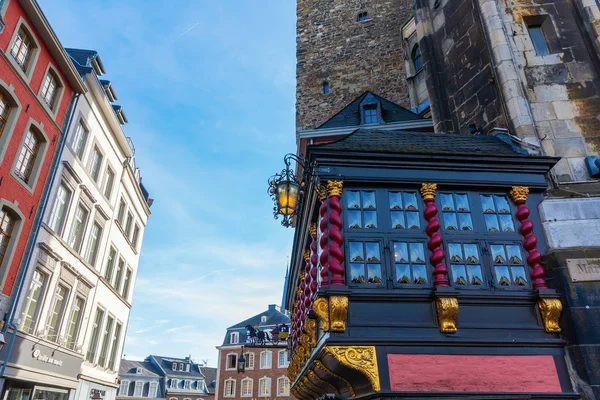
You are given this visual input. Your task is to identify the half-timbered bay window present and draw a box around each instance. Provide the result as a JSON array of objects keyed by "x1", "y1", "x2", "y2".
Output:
[{"x1": 343, "y1": 188, "x2": 530, "y2": 291}]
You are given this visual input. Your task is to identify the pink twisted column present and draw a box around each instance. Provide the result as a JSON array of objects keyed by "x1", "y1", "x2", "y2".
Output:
[
  {"x1": 326, "y1": 181, "x2": 345, "y2": 286},
  {"x1": 510, "y1": 187, "x2": 548, "y2": 290},
  {"x1": 318, "y1": 189, "x2": 330, "y2": 288},
  {"x1": 420, "y1": 184, "x2": 449, "y2": 287}
]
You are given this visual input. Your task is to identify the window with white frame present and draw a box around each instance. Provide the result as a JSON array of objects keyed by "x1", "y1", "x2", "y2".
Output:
[
  {"x1": 114, "y1": 257, "x2": 125, "y2": 291},
  {"x1": 278, "y1": 350, "x2": 288, "y2": 368},
  {"x1": 104, "y1": 246, "x2": 116, "y2": 281},
  {"x1": 98, "y1": 314, "x2": 114, "y2": 367},
  {"x1": 260, "y1": 315, "x2": 267, "y2": 323},
  {"x1": 277, "y1": 377, "x2": 290, "y2": 396},
  {"x1": 48, "y1": 182, "x2": 71, "y2": 234},
  {"x1": 65, "y1": 296, "x2": 84, "y2": 350},
  {"x1": 125, "y1": 211, "x2": 133, "y2": 237},
  {"x1": 117, "y1": 199, "x2": 126, "y2": 224},
  {"x1": 45, "y1": 284, "x2": 69, "y2": 342},
  {"x1": 40, "y1": 69, "x2": 61, "y2": 111},
  {"x1": 85, "y1": 222, "x2": 102, "y2": 265},
  {"x1": 122, "y1": 268, "x2": 132, "y2": 300},
  {"x1": 14, "y1": 126, "x2": 45, "y2": 185},
  {"x1": 244, "y1": 352, "x2": 254, "y2": 369},
  {"x1": 226, "y1": 353, "x2": 237, "y2": 370},
  {"x1": 241, "y1": 378, "x2": 253, "y2": 397},
  {"x1": 10, "y1": 25, "x2": 37, "y2": 72},
  {"x1": 260, "y1": 350, "x2": 272, "y2": 369},
  {"x1": 258, "y1": 377, "x2": 271, "y2": 397},
  {"x1": 71, "y1": 121, "x2": 88, "y2": 159},
  {"x1": 184, "y1": 380, "x2": 191, "y2": 389},
  {"x1": 86, "y1": 307, "x2": 104, "y2": 362},
  {"x1": 67, "y1": 203, "x2": 89, "y2": 253},
  {"x1": 104, "y1": 167, "x2": 115, "y2": 199},
  {"x1": 223, "y1": 379, "x2": 235, "y2": 397},
  {"x1": 88, "y1": 145, "x2": 103, "y2": 183},
  {"x1": 108, "y1": 321, "x2": 122, "y2": 370},
  {"x1": 230, "y1": 332, "x2": 239, "y2": 344},
  {"x1": 19, "y1": 269, "x2": 46, "y2": 334},
  {"x1": 149, "y1": 382, "x2": 158, "y2": 397},
  {"x1": 119, "y1": 380, "x2": 128, "y2": 396},
  {"x1": 134, "y1": 381, "x2": 143, "y2": 397},
  {"x1": 172, "y1": 362, "x2": 177, "y2": 370},
  {"x1": 132, "y1": 223, "x2": 140, "y2": 249}
]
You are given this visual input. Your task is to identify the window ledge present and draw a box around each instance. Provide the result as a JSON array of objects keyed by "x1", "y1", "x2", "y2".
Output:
[
  {"x1": 10, "y1": 170, "x2": 35, "y2": 195},
  {"x1": 37, "y1": 94, "x2": 58, "y2": 120}
]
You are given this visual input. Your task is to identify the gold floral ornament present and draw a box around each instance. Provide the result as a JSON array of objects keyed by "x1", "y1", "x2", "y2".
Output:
[
  {"x1": 330, "y1": 296, "x2": 349, "y2": 333},
  {"x1": 509, "y1": 186, "x2": 529, "y2": 202},
  {"x1": 304, "y1": 249, "x2": 311, "y2": 261},
  {"x1": 313, "y1": 297, "x2": 330, "y2": 331},
  {"x1": 314, "y1": 360, "x2": 356, "y2": 397},
  {"x1": 538, "y1": 298, "x2": 562, "y2": 332},
  {"x1": 305, "y1": 318, "x2": 317, "y2": 347},
  {"x1": 326, "y1": 180, "x2": 344, "y2": 197},
  {"x1": 324, "y1": 346, "x2": 380, "y2": 392},
  {"x1": 309, "y1": 221, "x2": 317, "y2": 235},
  {"x1": 420, "y1": 183, "x2": 437, "y2": 200},
  {"x1": 436, "y1": 297, "x2": 458, "y2": 333},
  {"x1": 317, "y1": 187, "x2": 327, "y2": 202}
]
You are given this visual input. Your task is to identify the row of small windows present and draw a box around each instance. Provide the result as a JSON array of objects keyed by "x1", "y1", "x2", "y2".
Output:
[
  {"x1": 226, "y1": 350, "x2": 288, "y2": 370},
  {"x1": 172, "y1": 361, "x2": 192, "y2": 372},
  {"x1": 223, "y1": 377, "x2": 290, "y2": 398},
  {"x1": 168, "y1": 379, "x2": 206, "y2": 391},
  {"x1": 340, "y1": 189, "x2": 531, "y2": 290},
  {"x1": 118, "y1": 381, "x2": 159, "y2": 398}
]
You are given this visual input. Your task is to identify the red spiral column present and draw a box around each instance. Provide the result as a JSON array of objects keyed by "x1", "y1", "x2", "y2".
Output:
[
  {"x1": 420, "y1": 183, "x2": 449, "y2": 287},
  {"x1": 303, "y1": 249, "x2": 312, "y2": 320},
  {"x1": 510, "y1": 186, "x2": 548, "y2": 290},
  {"x1": 326, "y1": 181, "x2": 345, "y2": 286},
  {"x1": 319, "y1": 188, "x2": 330, "y2": 288},
  {"x1": 309, "y1": 222, "x2": 319, "y2": 298}
]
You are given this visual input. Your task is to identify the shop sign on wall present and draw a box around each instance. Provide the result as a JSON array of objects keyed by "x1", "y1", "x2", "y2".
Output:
[
  {"x1": 32, "y1": 348, "x2": 64, "y2": 366},
  {"x1": 567, "y1": 258, "x2": 600, "y2": 282}
]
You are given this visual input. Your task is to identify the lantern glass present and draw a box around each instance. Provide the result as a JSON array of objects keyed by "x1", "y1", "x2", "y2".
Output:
[
  {"x1": 276, "y1": 180, "x2": 300, "y2": 216},
  {"x1": 237, "y1": 354, "x2": 246, "y2": 373}
]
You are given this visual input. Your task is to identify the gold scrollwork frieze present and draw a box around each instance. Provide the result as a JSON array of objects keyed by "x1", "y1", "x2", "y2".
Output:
[
  {"x1": 305, "y1": 318, "x2": 317, "y2": 347},
  {"x1": 313, "y1": 297, "x2": 329, "y2": 331},
  {"x1": 323, "y1": 346, "x2": 380, "y2": 392}
]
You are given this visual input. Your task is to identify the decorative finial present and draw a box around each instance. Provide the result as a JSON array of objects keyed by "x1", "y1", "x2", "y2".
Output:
[{"x1": 420, "y1": 183, "x2": 437, "y2": 200}]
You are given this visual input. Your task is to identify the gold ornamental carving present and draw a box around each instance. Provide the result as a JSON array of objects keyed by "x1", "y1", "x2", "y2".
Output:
[
  {"x1": 538, "y1": 298, "x2": 562, "y2": 332},
  {"x1": 509, "y1": 186, "x2": 529, "y2": 202},
  {"x1": 314, "y1": 360, "x2": 356, "y2": 398},
  {"x1": 302, "y1": 376, "x2": 326, "y2": 397},
  {"x1": 317, "y1": 187, "x2": 327, "y2": 202},
  {"x1": 303, "y1": 249, "x2": 311, "y2": 261},
  {"x1": 305, "y1": 318, "x2": 317, "y2": 347},
  {"x1": 436, "y1": 297, "x2": 458, "y2": 334},
  {"x1": 420, "y1": 183, "x2": 437, "y2": 200},
  {"x1": 313, "y1": 297, "x2": 330, "y2": 331},
  {"x1": 309, "y1": 222, "x2": 317, "y2": 235},
  {"x1": 323, "y1": 346, "x2": 380, "y2": 392},
  {"x1": 326, "y1": 180, "x2": 344, "y2": 197},
  {"x1": 330, "y1": 295, "x2": 349, "y2": 333},
  {"x1": 308, "y1": 370, "x2": 339, "y2": 395}
]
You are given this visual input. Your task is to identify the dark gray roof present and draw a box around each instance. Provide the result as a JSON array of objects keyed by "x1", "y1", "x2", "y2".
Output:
[
  {"x1": 318, "y1": 92, "x2": 423, "y2": 129},
  {"x1": 119, "y1": 359, "x2": 161, "y2": 377},
  {"x1": 150, "y1": 355, "x2": 205, "y2": 378},
  {"x1": 200, "y1": 367, "x2": 217, "y2": 393},
  {"x1": 222, "y1": 305, "x2": 290, "y2": 345},
  {"x1": 309, "y1": 128, "x2": 530, "y2": 157}
]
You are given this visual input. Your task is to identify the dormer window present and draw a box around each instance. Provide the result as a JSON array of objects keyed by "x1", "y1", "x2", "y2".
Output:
[
  {"x1": 172, "y1": 362, "x2": 177, "y2": 370},
  {"x1": 357, "y1": 12, "x2": 369, "y2": 22},
  {"x1": 260, "y1": 315, "x2": 267, "y2": 323},
  {"x1": 363, "y1": 105, "x2": 378, "y2": 124},
  {"x1": 185, "y1": 363, "x2": 190, "y2": 372},
  {"x1": 230, "y1": 332, "x2": 239, "y2": 344},
  {"x1": 322, "y1": 81, "x2": 330, "y2": 95}
]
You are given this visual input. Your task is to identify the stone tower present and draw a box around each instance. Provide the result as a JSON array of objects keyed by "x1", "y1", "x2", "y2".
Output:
[{"x1": 295, "y1": 0, "x2": 414, "y2": 132}]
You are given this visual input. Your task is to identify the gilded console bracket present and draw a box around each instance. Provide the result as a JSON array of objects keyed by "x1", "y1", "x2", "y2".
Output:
[
  {"x1": 323, "y1": 346, "x2": 380, "y2": 392},
  {"x1": 538, "y1": 298, "x2": 562, "y2": 332},
  {"x1": 305, "y1": 318, "x2": 317, "y2": 347},
  {"x1": 314, "y1": 360, "x2": 356, "y2": 397},
  {"x1": 329, "y1": 295, "x2": 348, "y2": 333},
  {"x1": 301, "y1": 376, "x2": 325, "y2": 398},
  {"x1": 435, "y1": 297, "x2": 458, "y2": 333},
  {"x1": 313, "y1": 297, "x2": 330, "y2": 331},
  {"x1": 308, "y1": 369, "x2": 339, "y2": 395}
]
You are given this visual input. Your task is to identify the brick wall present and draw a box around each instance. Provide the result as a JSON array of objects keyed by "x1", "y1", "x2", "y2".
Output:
[
  {"x1": 296, "y1": 0, "x2": 413, "y2": 131},
  {"x1": 217, "y1": 346, "x2": 293, "y2": 400}
]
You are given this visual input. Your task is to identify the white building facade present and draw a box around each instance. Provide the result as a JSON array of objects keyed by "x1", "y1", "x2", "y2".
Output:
[{"x1": 6, "y1": 49, "x2": 151, "y2": 400}]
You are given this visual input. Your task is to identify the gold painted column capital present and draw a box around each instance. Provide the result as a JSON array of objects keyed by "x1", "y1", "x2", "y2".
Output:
[
  {"x1": 509, "y1": 186, "x2": 529, "y2": 202},
  {"x1": 326, "y1": 180, "x2": 344, "y2": 197},
  {"x1": 420, "y1": 183, "x2": 437, "y2": 200}
]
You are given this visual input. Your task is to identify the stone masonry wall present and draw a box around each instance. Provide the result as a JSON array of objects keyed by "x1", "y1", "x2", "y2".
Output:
[{"x1": 296, "y1": 0, "x2": 413, "y2": 131}]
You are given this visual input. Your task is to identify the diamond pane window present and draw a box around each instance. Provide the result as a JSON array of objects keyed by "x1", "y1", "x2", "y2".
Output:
[
  {"x1": 490, "y1": 244, "x2": 528, "y2": 287},
  {"x1": 393, "y1": 241, "x2": 428, "y2": 284},
  {"x1": 389, "y1": 191, "x2": 420, "y2": 230},
  {"x1": 481, "y1": 195, "x2": 515, "y2": 232},
  {"x1": 440, "y1": 193, "x2": 473, "y2": 231},
  {"x1": 447, "y1": 243, "x2": 484, "y2": 286},
  {"x1": 346, "y1": 190, "x2": 377, "y2": 229},
  {"x1": 349, "y1": 241, "x2": 382, "y2": 285}
]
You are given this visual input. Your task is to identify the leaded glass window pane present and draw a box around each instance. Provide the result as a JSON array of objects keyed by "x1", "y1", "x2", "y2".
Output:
[
  {"x1": 345, "y1": 190, "x2": 378, "y2": 229},
  {"x1": 349, "y1": 241, "x2": 382, "y2": 285},
  {"x1": 491, "y1": 243, "x2": 528, "y2": 287},
  {"x1": 447, "y1": 243, "x2": 484, "y2": 286},
  {"x1": 481, "y1": 195, "x2": 515, "y2": 232},
  {"x1": 388, "y1": 191, "x2": 420, "y2": 230},
  {"x1": 441, "y1": 193, "x2": 472, "y2": 231},
  {"x1": 393, "y1": 241, "x2": 428, "y2": 285}
]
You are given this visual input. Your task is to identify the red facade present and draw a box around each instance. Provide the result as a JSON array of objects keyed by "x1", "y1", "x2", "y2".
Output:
[{"x1": 0, "y1": 0, "x2": 83, "y2": 297}]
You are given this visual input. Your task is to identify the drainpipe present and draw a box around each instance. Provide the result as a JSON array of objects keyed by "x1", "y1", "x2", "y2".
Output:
[
  {"x1": 0, "y1": 0, "x2": 7, "y2": 33},
  {"x1": 0, "y1": 92, "x2": 81, "y2": 378}
]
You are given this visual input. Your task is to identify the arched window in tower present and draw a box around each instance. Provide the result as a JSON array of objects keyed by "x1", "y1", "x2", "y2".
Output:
[
  {"x1": 322, "y1": 81, "x2": 330, "y2": 95},
  {"x1": 412, "y1": 44, "x2": 423, "y2": 73},
  {"x1": 357, "y1": 12, "x2": 369, "y2": 22}
]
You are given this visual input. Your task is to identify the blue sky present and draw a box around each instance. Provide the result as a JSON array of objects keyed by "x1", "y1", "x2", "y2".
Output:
[{"x1": 40, "y1": 0, "x2": 297, "y2": 366}]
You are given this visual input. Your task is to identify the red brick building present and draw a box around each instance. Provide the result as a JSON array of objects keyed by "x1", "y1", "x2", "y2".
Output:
[
  {"x1": 215, "y1": 305, "x2": 294, "y2": 400},
  {"x1": 0, "y1": 0, "x2": 85, "y2": 312}
]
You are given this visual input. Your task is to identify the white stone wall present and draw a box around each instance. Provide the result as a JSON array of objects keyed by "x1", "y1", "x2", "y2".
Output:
[
  {"x1": 539, "y1": 197, "x2": 600, "y2": 250},
  {"x1": 14, "y1": 69, "x2": 150, "y2": 397}
]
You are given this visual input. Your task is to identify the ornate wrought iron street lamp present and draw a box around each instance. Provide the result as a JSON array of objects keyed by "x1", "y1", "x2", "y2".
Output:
[{"x1": 268, "y1": 154, "x2": 312, "y2": 227}]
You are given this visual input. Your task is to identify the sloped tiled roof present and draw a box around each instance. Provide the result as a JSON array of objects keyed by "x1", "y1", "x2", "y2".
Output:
[
  {"x1": 318, "y1": 92, "x2": 423, "y2": 129},
  {"x1": 222, "y1": 305, "x2": 290, "y2": 345},
  {"x1": 65, "y1": 48, "x2": 97, "y2": 67},
  {"x1": 309, "y1": 128, "x2": 530, "y2": 157},
  {"x1": 200, "y1": 367, "x2": 217, "y2": 394},
  {"x1": 119, "y1": 359, "x2": 161, "y2": 377},
  {"x1": 150, "y1": 355, "x2": 205, "y2": 378}
]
